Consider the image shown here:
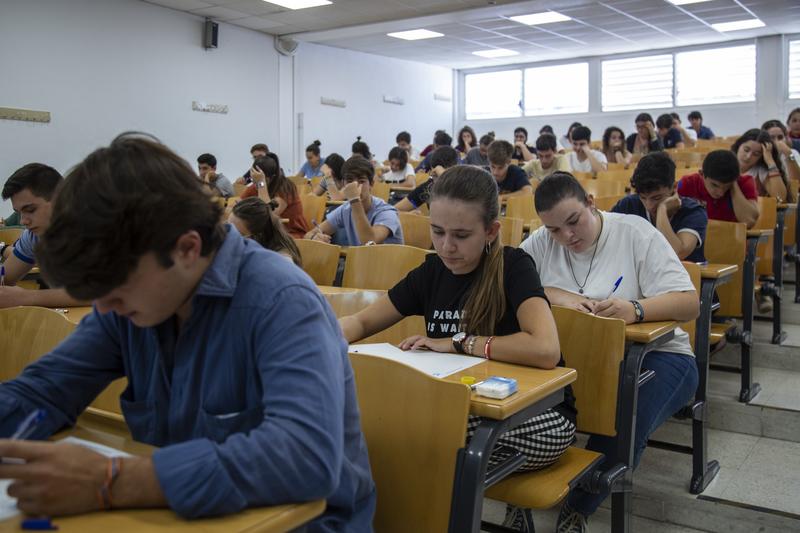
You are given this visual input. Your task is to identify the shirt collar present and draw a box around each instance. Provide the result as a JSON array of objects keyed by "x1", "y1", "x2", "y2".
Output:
[{"x1": 194, "y1": 225, "x2": 243, "y2": 298}]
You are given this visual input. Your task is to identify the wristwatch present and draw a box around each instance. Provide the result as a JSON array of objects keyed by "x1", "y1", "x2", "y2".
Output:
[
  {"x1": 630, "y1": 300, "x2": 645, "y2": 323},
  {"x1": 452, "y1": 332, "x2": 467, "y2": 354},
  {"x1": 257, "y1": 181, "x2": 266, "y2": 188}
]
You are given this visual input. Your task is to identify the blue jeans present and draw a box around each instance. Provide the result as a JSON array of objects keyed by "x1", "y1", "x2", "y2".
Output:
[{"x1": 567, "y1": 350, "x2": 699, "y2": 516}]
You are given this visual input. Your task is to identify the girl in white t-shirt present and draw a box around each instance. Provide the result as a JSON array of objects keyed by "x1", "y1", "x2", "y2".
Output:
[
  {"x1": 380, "y1": 146, "x2": 416, "y2": 188},
  {"x1": 521, "y1": 172, "x2": 699, "y2": 533}
]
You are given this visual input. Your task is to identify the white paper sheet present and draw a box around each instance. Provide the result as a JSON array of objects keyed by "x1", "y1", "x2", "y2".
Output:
[
  {"x1": 59, "y1": 437, "x2": 133, "y2": 458},
  {"x1": 349, "y1": 343, "x2": 483, "y2": 378}
]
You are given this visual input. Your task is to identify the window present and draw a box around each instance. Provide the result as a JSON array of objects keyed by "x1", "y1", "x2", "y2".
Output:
[
  {"x1": 675, "y1": 45, "x2": 756, "y2": 106},
  {"x1": 790, "y1": 39, "x2": 800, "y2": 100},
  {"x1": 601, "y1": 55, "x2": 673, "y2": 112},
  {"x1": 465, "y1": 70, "x2": 522, "y2": 120},
  {"x1": 524, "y1": 63, "x2": 588, "y2": 116}
]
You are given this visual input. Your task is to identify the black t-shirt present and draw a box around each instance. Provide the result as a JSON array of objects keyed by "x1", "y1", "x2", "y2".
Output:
[
  {"x1": 512, "y1": 144, "x2": 537, "y2": 161},
  {"x1": 406, "y1": 178, "x2": 433, "y2": 209},
  {"x1": 388, "y1": 246, "x2": 576, "y2": 422},
  {"x1": 497, "y1": 165, "x2": 531, "y2": 194}
]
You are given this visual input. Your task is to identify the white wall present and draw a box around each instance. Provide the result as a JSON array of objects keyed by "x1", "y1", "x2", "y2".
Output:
[
  {"x1": 456, "y1": 34, "x2": 798, "y2": 146},
  {"x1": 0, "y1": 0, "x2": 280, "y2": 216},
  {"x1": 292, "y1": 42, "x2": 453, "y2": 169}
]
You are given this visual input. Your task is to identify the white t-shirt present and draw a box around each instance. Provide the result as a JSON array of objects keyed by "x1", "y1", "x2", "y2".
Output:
[
  {"x1": 382, "y1": 163, "x2": 415, "y2": 183},
  {"x1": 568, "y1": 150, "x2": 608, "y2": 173},
  {"x1": 520, "y1": 211, "x2": 695, "y2": 357}
]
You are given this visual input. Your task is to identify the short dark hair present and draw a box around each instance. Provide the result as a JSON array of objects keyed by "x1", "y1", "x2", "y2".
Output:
[
  {"x1": 430, "y1": 146, "x2": 459, "y2": 169},
  {"x1": 305, "y1": 140, "x2": 321, "y2": 156},
  {"x1": 539, "y1": 125, "x2": 554, "y2": 135},
  {"x1": 38, "y1": 133, "x2": 225, "y2": 300},
  {"x1": 351, "y1": 137, "x2": 371, "y2": 159},
  {"x1": 656, "y1": 114, "x2": 673, "y2": 130},
  {"x1": 388, "y1": 146, "x2": 409, "y2": 167},
  {"x1": 197, "y1": 153, "x2": 217, "y2": 168},
  {"x1": 487, "y1": 140, "x2": 513, "y2": 165},
  {"x1": 670, "y1": 112, "x2": 681, "y2": 122},
  {"x1": 702, "y1": 150, "x2": 740, "y2": 184},
  {"x1": 434, "y1": 131, "x2": 452, "y2": 147},
  {"x1": 687, "y1": 111, "x2": 703, "y2": 121},
  {"x1": 479, "y1": 131, "x2": 496, "y2": 146},
  {"x1": 635, "y1": 113, "x2": 654, "y2": 124},
  {"x1": 342, "y1": 156, "x2": 375, "y2": 185},
  {"x1": 396, "y1": 131, "x2": 411, "y2": 144},
  {"x1": 761, "y1": 119, "x2": 787, "y2": 135},
  {"x1": 535, "y1": 133, "x2": 558, "y2": 152},
  {"x1": 570, "y1": 126, "x2": 591, "y2": 142},
  {"x1": 631, "y1": 152, "x2": 676, "y2": 194},
  {"x1": 324, "y1": 153, "x2": 345, "y2": 183},
  {"x1": 534, "y1": 172, "x2": 589, "y2": 213},
  {"x1": 514, "y1": 127, "x2": 528, "y2": 140},
  {"x1": 250, "y1": 143, "x2": 269, "y2": 154},
  {"x1": 2, "y1": 163, "x2": 63, "y2": 201}
]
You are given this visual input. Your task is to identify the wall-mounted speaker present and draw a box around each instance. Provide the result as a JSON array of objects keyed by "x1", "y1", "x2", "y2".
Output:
[{"x1": 204, "y1": 18, "x2": 218, "y2": 49}]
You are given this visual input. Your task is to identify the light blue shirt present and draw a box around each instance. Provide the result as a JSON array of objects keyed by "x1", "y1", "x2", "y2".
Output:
[
  {"x1": 326, "y1": 196, "x2": 403, "y2": 245},
  {"x1": 299, "y1": 157, "x2": 325, "y2": 179},
  {"x1": 0, "y1": 226, "x2": 376, "y2": 530},
  {"x1": 11, "y1": 228, "x2": 37, "y2": 264}
]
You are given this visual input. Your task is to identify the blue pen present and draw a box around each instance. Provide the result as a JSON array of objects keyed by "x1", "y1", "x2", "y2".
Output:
[
  {"x1": 10, "y1": 409, "x2": 46, "y2": 440},
  {"x1": 20, "y1": 518, "x2": 57, "y2": 530},
  {"x1": 1, "y1": 265, "x2": 5, "y2": 287},
  {"x1": 605, "y1": 276, "x2": 623, "y2": 299}
]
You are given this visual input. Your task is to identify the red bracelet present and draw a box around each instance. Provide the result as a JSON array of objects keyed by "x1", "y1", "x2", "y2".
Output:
[
  {"x1": 97, "y1": 457, "x2": 122, "y2": 510},
  {"x1": 483, "y1": 336, "x2": 494, "y2": 360}
]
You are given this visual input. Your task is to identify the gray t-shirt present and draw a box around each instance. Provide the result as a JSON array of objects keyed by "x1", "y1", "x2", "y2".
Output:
[
  {"x1": 211, "y1": 173, "x2": 234, "y2": 198},
  {"x1": 464, "y1": 147, "x2": 489, "y2": 167}
]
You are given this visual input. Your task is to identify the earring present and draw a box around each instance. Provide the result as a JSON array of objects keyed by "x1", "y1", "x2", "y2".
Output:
[{"x1": 485, "y1": 241, "x2": 491, "y2": 255}]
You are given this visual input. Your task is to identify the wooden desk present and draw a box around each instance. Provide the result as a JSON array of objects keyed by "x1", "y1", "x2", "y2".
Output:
[
  {"x1": 51, "y1": 306, "x2": 94, "y2": 325},
  {"x1": 766, "y1": 204, "x2": 797, "y2": 344},
  {"x1": 624, "y1": 321, "x2": 677, "y2": 344},
  {"x1": 317, "y1": 285, "x2": 358, "y2": 294},
  {"x1": 780, "y1": 203, "x2": 800, "y2": 304},
  {"x1": 0, "y1": 419, "x2": 325, "y2": 533},
  {"x1": 326, "y1": 200, "x2": 345, "y2": 208}
]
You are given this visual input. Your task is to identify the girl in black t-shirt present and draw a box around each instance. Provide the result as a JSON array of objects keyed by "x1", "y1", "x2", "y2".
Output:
[{"x1": 340, "y1": 165, "x2": 576, "y2": 529}]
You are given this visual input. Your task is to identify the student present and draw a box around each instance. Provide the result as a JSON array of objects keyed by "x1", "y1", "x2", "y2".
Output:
[
  {"x1": 512, "y1": 127, "x2": 537, "y2": 162},
  {"x1": 241, "y1": 154, "x2": 309, "y2": 238},
  {"x1": 380, "y1": 146, "x2": 416, "y2": 188},
  {"x1": 687, "y1": 111, "x2": 715, "y2": 140},
  {"x1": 396, "y1": 130, "x2": 420, "y2": 160},
  {"x1": 522, "y1": 133, "x2": 570, "y2": 183},
  {"x1": 0, "y1": 164, "x2": 90, "y2": 309},
  {"x1": 567, "y1": 126, "x2": 608, "y2": 175},
  {"x1": 312, "y1": 152, "x2": 346, "y2": 200},
  {"x1": 0, "y1": 134, "x2": 376, "y2": 528},
  {"x1": 560, "y1": 122, "x2": 582, "y2": 151},
  {"x1": 626, "y1": 113, "x2": 663, "y2": 155},
  {"x1": 655, "y1": 113, "x2": 685, "y2": 150},
  {"x1": 464, "y1": 132, "x2": 494, "y2": 168},
  {"x1": 456, "y1": 125, "x2": 477, "y2": 157},
  {"x1": 419, "y1": 130, "x2": 443, "y2": 158},
  {"x1": 601, "y1": 126, "x2": 633, "y2": 167},
  {"x1": 520, "y1": 172, "x2": 699, "y2": 533},
  {"x1": 236, "y1": 143, "x2": 269, "y2": 184},
  {"x1": 612, "y1": 152, "x2": 707, "y2": 262},
  {"x1": 351, "y1": 136, "x2": 378, "y2": 167},
  {"x1": 787, "y1": 108, "x2": 800, "y2": 151},
  {"x1": 488, "y1": 140, "x2": 533, "y2": 200},
  {"x1": 395, "y1": 146, "x2": 459, "y2": 213},
  {"x1": 732, "y1": 129, "x2": 791, "y2": 202},
  {"x1": 197, "y1": 153, "x2": 234, "y2": 198},
  {"x1": 294, "y1": 140, "x2": 325, "y2": 179},
  {"x1": 677, "y1": 150, "x2": 760, "y2": 228},
  {"x1": 305, "y1": 156, "x2": 403, "y2": 245},
  {"x1": 340, "y1": 166, "x2": 576, "y2": 530},
  {"x1": 539, "y1": 125, "x2": 554, "y2": 135},
  {"x1": 415, "y1": 131, "x2": 453, "y2": 172},
  {"x1": 761, "y1": 119, "x2": 800, "y2": 183},
  {"x1": 229, "y1": 197, "x2": 302, "y2": 265},
  {"x1": 670, "y1": 112, "x2": 697, "y2": 146}
]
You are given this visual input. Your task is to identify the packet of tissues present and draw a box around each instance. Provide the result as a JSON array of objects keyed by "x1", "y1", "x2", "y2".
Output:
[{"x1": 474, "y1": 376, "x2": 518, "y2": 399}]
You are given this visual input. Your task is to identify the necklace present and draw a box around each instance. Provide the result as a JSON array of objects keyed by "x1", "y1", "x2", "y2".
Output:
[{"x1": 565, "y1": 212, "x2": 603, "y2": 294}]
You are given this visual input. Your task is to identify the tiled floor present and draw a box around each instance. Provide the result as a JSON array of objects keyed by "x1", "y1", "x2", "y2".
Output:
[{"x1": 708, "y1": 366, "x2": 800, "y2": 412}]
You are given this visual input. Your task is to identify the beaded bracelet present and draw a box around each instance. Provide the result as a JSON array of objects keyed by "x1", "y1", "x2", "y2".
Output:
[{"x1": 97, "y1": 457, "x2": 123, "y2": 510}]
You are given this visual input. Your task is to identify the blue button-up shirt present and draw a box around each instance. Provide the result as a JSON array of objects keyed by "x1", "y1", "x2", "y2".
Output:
[{"x1": 0, "y1": 226, "x2": 375, "y2": 531}]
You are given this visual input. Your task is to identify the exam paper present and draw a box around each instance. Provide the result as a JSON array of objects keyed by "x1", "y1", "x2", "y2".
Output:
[{"x1": 349, "y1": 343, "x2": 483, "y2": 378}]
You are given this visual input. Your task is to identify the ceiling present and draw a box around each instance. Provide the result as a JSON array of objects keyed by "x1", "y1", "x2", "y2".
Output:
[{"x1": 143, "y1": 0, "x2": 800, "y2": 69}]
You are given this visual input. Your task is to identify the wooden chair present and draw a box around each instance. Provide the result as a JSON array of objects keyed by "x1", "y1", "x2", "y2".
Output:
[
  {"x1": 371, "y1": 182, "x2": 391, "y2": 202},
  {"x1": 505, "y1": 195, "x2": 536, "y2": 222},
  {"x1": 289, "y1": 175, "x2": 307, "y2": 188},
  {"x1": 676, "y1": 167, "x2": 700, "y2": 182},
  {"x1": 596, "y1": 170, "x2": 633, "y2": 188},
  {"x1": 572, "y1": 171, "x2": 593, "y2": 181},
  {"x1": 606, "y1": 162, "x2": 631, "y2": 172},
  {"x1": 499, "y1": 217, "x2": 524, "y2": 247},
  {"x1": 755, "y1": 196, "x2": 777, "y2": 277},
  {"x1": 301, "y1": 193, "x2": 327, "y2": 227},
  {"x1": 485, "y1": 307, "x2": 627, "y2": 522},
  {"x1": 593, "y1": 195, "x2": 624, "y2": 212},
  {"x1": 350, "y1": 352, "x2": 470, "y2": 532},
  {"x1": 341, "y1": 244, "x2": 429, "y2": 290},
  {"x1": 670, "y1": 151, "x2": 704, "y2": 169},
  {"x1": 705, "y1": 220, "x2": 747, "y2": 318},
  {"x1": 0, "y1": 307, "x2": 77, "y2": 382},
  {"x1": 398, "y1": 212, "x2": 432, "y2": 250},
  {"x1": 294, "y1": 239, "x2": 341, "y2": 286},
  {"x1": 680, "y1": 262, "x2": 701, "y2": 348},
  {"x1": 578, "y1": 179, "x2": 626, "y2": 198},
  {"x1": 0, "y1": 228, "x2": 24, "y2": 245}
]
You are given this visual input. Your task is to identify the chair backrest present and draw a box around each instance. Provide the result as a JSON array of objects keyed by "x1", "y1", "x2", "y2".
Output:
[
  {"x1": 704, "y1": 220, "x2": 747, "y2": 317},
  {"x1": 0, "y1": 307, "x2": 76, "y2": 381},
  {"x1": 505, "y1": 194, "x2": 536, "y2": 222},
  {"x1": 499, "y1": 217, "x2": 524, "y2": 247},
  {"x1": 670, "y1": 151, "x2": 704, "y2": 169},
  {"x1": 552, "y1": 306, "x2": 626, "y2": 436},
  {"x1": 398, "y1": 212, "x2": 432, "y2": 250},
  {"x1": 233, "y1": 182, "x2": 247, "y2": 197},
  {"x1": 349, "y1": 352, "x2": 470, "y2": 532},
  {"x1": 290, "y1": 175, "x2": 307, "y2": 188},
  {"x1": 371, "y1": 182, "x2": 391, "y2": 201},
  {"x1": 295, "y1": 239, "x2": 341, "y2": 285},
  {"x1": 787, "y1": 182, "x2": 799, "y2": 247},
  {"x1": 606, "y1": 162, "x2": 629, "y2": 172},
  {"x1": 755, "y1": 196, "x2": 777, "y2": 277},
  {"x1": 593, "y1": 195, "x2": 624, "y2": 212},
  {"x1": 572, "y1": 171, "x2": 593, "y2": 180},
  {"x1": 342, "y1": 244, "x2": 429, "y2": 290},
  {"x1": 300, "y1": 193, "x2": 327, "y2": 228},
  {"x1": 578, "y1": 179, "x2": 626, "y2": 198},
  {"x1": 324, "y1": 290, "x2": 425, "y2": 345},
  {"x1": 0, "y1": 228, "x2": 24, "y2": 246},
  {"x1": 596, "y1": 169, "x2": 633, "y2": 184},
  {"x1": 680, "y1": 262, "x2": 701, "y2": 349}
]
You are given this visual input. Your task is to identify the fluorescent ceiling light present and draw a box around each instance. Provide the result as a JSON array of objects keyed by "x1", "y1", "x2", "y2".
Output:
[
  {"x1": 261, "y1": 0, "x2": 331, "y2": 9},
  {"x1": 473, "y1": 48, "x2": 519, "y2": 58},
  {"x1": 666, "y1": 0, "x2": 713, "y2": 5},
  {"x1": 387, "y1": 29, "x2": 444, "y2": 41},
  {"x1": 711, "y1": 19, "x2": 765, "y2": 32},
  {"x1": 509, "y1": 11, "x2": 571, "y2": 25}
]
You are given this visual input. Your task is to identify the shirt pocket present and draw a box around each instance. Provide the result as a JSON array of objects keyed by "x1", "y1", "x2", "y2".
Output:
[
  {"x1": 198, "y1": 405, "x2": 263, "y2": 443},
  {"x1": 119, "y1": 397, "x2": 157, "y2": 444}
]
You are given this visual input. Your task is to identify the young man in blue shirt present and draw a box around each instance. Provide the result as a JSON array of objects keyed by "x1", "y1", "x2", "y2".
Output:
[
  {"x1": 656, "y1": 113, "x2": 685, "y2": 150},
  {"x1": 0, "y1": 134, "x2": 375, "y2": 530},
  {"x1": 688, "y1": 110, "x2": 716, "y2": 140},
  {"x1": 612, "y1": 151, "x2": 708, "y2": 263},
  {"x1": 487, "y1": 139, "x2": 532, "y2": 200}
]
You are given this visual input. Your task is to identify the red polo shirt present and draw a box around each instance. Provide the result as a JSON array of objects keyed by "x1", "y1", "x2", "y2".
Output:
[{"x1": 676, "y1": 172, "x2": 757, "y2": 222}]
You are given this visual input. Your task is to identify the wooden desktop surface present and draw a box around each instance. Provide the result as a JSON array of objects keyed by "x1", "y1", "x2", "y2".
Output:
[
  {"x1": 698, "y1": 263, "x2": 738, "y2": 279},
  {"x1": 623, "y1": 321, "x2": 677, "y2": 344}
]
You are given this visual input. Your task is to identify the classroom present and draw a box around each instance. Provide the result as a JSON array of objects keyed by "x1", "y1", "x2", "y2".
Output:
[{"x1": 1, "y1": 0, "x2": 799, "y2": 531}]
